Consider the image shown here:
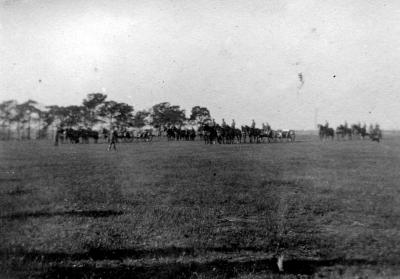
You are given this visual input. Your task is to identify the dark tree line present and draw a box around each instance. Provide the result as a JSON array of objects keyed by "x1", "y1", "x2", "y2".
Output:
[{"x1": 0, "y1": 93, "x2": 212, "y2": 140}]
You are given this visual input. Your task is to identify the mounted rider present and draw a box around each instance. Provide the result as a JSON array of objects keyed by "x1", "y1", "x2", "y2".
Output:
[
  {"x1": 251, "y1": 119, "x2": 256, "y2": 129},
  {"x1": 231, "y1": 119, "x2": 236, "y2": 129},
  {"x1": 261, "y1": 122, "x2": 269, "y2": 133},
  {"x1": 221, "y1": 118, "x2": 227, "y2": 128}
]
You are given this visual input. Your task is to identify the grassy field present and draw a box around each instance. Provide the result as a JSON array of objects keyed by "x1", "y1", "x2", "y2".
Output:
[{"x1": 1, "y1": 135, "x2": 400, "y2": 278}]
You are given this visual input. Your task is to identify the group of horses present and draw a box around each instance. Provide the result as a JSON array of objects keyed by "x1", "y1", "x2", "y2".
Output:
[
  {"x1": 56, "y1": 127, "x2": 154, "y2": 144},
  {"x1": 318, "y1": 123, "x2": 382, "y2": 142},
  {"x1": 101, "y1": 128, "x2": 154, "y2": 143},
  {"x1": 199, "y1": 124, "x2": 296, "y2": 144},
  {"x1": 55, "y1": 124, "x2": 297, "y2": 145},
  {"x1": 56, "y1": 128, "x2": 99, "y2": 144},
  {"x1": 165, "y1": 127, "x2": 196, "y2": 141}
]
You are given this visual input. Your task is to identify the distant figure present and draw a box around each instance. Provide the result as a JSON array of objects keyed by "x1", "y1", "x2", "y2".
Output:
[
  {"x1": 54, "y1": 128, "x2": 59, "y2": 146},
  {"x1": 212, "y1": 118, "x2": 216, "y2": 127},
  {"x1": 222, "y1": 118, "x2": 227, "y2": 127},
  {"x1": 251, "y1": 119, "x2": 256, "y2": 129},
  {"x1": 324, "y1": 121, "x2": 329, "y2": 129},
  {"x1": 107, "y1": 128, "x2": 118, "y2": 151},
  {"x1": 231, "y1": 119, "x2": 236, "y2": 129}
]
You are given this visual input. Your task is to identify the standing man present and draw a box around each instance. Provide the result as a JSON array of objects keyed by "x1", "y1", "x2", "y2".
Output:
[{"x1": 107, "y1": 127, "x2": 118, "y2": 151}]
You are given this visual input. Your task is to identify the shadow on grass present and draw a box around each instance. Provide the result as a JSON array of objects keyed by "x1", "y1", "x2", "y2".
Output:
[
  {"x1": 4, "y1": 246, "x2": 265, "y2": 262},
  {"x1": 0, "y1": 209, "x2": 124, "y2": 220},
  {"x1": 2, "y1": 247, "x2": 383, "y2": 278},
  {"x1": 0, "y1": 178, "x2": 22, "y2": 182},
  {"x1": 22, "y1": 256, "x2": 381, "y2": 279},
  {"x1": 6, "y1": 188, "x2": 33, "y2": 196},
  {"x1": 43, "y1": 258, "x2": 297, "y2": 279}
]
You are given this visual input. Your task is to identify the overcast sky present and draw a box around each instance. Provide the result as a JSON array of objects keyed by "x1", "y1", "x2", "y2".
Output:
[{"x1": 1, "y1": 0, "x2": 400, "y2": 129}]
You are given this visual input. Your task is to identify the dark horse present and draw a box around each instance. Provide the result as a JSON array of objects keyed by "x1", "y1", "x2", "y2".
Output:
[
  {"x1": 241, "y1": 126, "x2": 262, "y2": 143},
  {"x1": 217, "y1": 125, "x2": 241, "y2": 144},
  {"x1": 65, "y1": 128, "x2": 80, "y2": 143},
  {"x1": 336, "y1": 124, "x2": 352, "y2": 140},
  {"x1": 318, "y1": 125, "x2": 335, "y2": 140},
  {"x1": 80, "y1": 128, "x2": 99, "y2": 143},
  {"x1": 201, "y1": 124, "x2": 218, "y2": 144},
  {"x1": 351, "y1": 124, "x2": 368, "y2": 140}
]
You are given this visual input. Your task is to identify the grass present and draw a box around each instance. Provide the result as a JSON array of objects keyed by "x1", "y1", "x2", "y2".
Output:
[{"x1": 1, "y1": 135, "x2": 400, "y2": 278}]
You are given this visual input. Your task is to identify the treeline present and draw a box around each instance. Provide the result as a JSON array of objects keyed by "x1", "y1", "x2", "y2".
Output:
[{"x1": 0, "y1": 93, "x2": 212, "y2": 140}]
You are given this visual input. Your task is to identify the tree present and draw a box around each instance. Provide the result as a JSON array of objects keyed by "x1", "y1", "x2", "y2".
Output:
[
  {"x1": 150, "y1": 102, "x2": 186, "y2": 128},
  {"x1": 16, "y1": 100, "x2": 41, "y2": 139},
  {"x1": 12, "y1": 103, "x2": 24, "y2": 139},
  {"x1": 189, "y1": 106, "x2": 211, "y2": 126},
  {"x1": 63, "y1": 105, "x2": 84, "y2": 128},
  {"x1": 0, "y1": 100, "x2": 17, "y2": 139},
  {"x1": 132, "y1": 110, "x2": 150, "y2": 128},
  {"x1": 99, "y1": 101, "x2": 134, "y2": 128},
  {"x1": 82, "y1": 93, "x2": 107, "y2": 127},
  {"x1": 44, "y1": 105, "x2": 66, "y2": 127}
]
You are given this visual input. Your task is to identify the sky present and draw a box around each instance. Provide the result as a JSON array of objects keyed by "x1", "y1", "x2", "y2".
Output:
[{"x1": 1, "y1": 0, "x2": 400, "y2": 129}]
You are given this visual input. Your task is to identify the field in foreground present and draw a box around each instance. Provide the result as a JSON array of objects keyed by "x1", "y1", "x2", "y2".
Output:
[{"x1": 1, "y1": 135, "x2": 400, "y2": 278}]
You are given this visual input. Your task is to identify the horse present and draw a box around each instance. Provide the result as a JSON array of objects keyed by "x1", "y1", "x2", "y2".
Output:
[
  {"x1": 281, "y1": 129, "x2": 296, "y2": 142},
  {"x1": 79, "y1": 128, "x2": 99, "y2": 143},
  {"x1": 351, "y1": 124, "x2": 368, "y2": 140},
  {"x1": 202, "y1": 124, "x2": 217, "y2": 144},
  {"x1": 166, "y1": 127, "x2": 178, "y2": 141},
  {"x1": 241, "y1": 126, "x2": 262, "y2": 143},
  {"x1": 234, "y1": 128, "x2": 242, "y2": 143},
  {"x1": 218, "y1": 125, "x2": 236, "y2": 144},
  {"x1": 65, "y1": 128, "x2": 80, "y2": 143},
  {"x1": 318, "y1": 125, "x2": 335, "y2": 140},
  {"x1": 336, "y1": 125, "x2": 352, "y2": 140},
  {"x1": 370, "y1": 127, "x2": 382, "y2": 142},
  {"x1": 189, "y1": 128, "x2": 196, "y2": 141}
]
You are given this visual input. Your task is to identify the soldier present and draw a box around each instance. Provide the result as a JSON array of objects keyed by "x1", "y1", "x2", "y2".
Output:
[
  {"x1": 231, "y1": 119, "x2": 236, "y2": 129},
  {"x1": 325, "y1": 120, "x2": 329, "y2": 129},
  {"x1": 107, "y1": 127, "x2": 118, "y2": 151},
  {"x1": 212, "y1": 118, "x2": 216, "y2": 127},
  {"x1": 222, "y1": 118, "x2": 227, "y2": 128}
]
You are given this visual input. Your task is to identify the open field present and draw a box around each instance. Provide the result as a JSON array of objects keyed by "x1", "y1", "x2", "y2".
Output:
[{"x1": 1, "y1": 135, "x2": 400, "y2": 278}]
